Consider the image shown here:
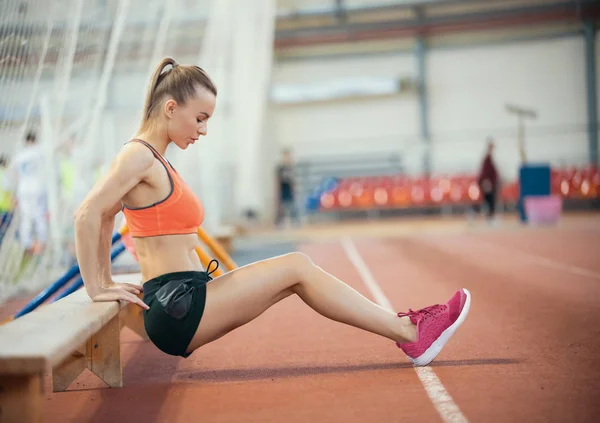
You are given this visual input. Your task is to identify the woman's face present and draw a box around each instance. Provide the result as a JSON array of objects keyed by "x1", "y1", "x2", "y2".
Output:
[{"x1": 165, "y1": 86, "x2": 216, "y2": 150}]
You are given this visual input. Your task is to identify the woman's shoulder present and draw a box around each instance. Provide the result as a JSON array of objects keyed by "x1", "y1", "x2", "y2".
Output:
[
  {"x1": 119, "y1": 141, "x2": 155, "y2": 163},
  {"x1": 109, "y1": 141, "x2": 155, "y2": 176}
]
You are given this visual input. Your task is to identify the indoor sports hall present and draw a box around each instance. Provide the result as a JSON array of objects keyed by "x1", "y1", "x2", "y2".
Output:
[{"x1": 0, "y1": 1, "x2": 599, "y2": 422}]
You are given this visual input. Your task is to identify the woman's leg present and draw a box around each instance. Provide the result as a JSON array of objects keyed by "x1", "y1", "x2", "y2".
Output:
[{"x1": 186, "y1": 252, "x2": 416, "y2": 353}]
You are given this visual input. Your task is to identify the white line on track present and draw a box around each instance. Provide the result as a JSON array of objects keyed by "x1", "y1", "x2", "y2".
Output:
[{"x1": 341, "y1": 237, "x2": 469, "y2": 423}]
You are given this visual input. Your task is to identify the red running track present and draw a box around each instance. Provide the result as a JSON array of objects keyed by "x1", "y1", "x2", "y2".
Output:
[{"x1": 23, "y1": 218, "x2": 600, "y2": 422}]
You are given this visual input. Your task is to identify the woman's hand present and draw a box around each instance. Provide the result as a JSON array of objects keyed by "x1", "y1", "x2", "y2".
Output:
[{"x1": 90, "y1": 281, "x2": 150, "y2": 310}]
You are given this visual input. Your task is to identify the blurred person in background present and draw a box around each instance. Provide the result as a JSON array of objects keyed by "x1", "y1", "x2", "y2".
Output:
[
  {"x1": 471, "y1": 138, "x2": 499, "y2": 223},
  {"x1": 10, "y1": 131, "x2": 48, "y2": 255},
  {"x1": 0, "y1": 155, "x2": 14, "y2": 238},
  {"x1": 58, "y1": 134, "x2": 77, "y2": 207},
  {"x1": 275, "y1": 147, "x2": 299, "y2": 228}
]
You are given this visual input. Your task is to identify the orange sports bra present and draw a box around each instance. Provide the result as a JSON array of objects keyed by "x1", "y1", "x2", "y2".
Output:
[{"x1": 121, "y1": 139, "x2": 204, "y2": 238}]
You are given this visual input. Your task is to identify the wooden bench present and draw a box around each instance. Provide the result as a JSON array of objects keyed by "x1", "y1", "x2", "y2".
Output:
[{"x1": 0, "y1": 275, "x2": 146, "y2": 423}]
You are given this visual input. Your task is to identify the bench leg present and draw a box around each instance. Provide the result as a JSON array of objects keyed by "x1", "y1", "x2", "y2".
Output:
[
  {"x1": 87, "y1": 314, "x2": 122, "y2": 388},
  {"x1": 0, "y1": 374, "x2": 43, "y2": 423},
  {"x1": 120, "y1": 304, "x2": 149, "y2": 341},
  {"x1": 52, "y1": 345, "x2": 86, "y2": 392},
  {"x1": 52, "y1": 315, "x2": 122, "y2": 392}
]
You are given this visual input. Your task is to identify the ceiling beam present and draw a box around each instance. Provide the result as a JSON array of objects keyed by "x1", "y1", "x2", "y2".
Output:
[
  {"x1": 274, "y1": 0, "x2": 600, "y2": 48},
  {"x1": 276, "y1": 0, "x2": 482, "y2": 20}
]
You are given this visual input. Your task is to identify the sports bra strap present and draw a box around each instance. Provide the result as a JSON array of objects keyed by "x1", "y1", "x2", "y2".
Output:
[{"x1": 128, "y1": 139, "x2": 174, "y2": 170}]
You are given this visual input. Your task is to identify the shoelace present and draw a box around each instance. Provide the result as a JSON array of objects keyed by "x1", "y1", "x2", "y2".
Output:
[
  {"x1": 398, "y1": 304, "x2": 445, "y2": 322},
  {"x1": 206, "y1": 259, "x2": 220, "y2": 281}
]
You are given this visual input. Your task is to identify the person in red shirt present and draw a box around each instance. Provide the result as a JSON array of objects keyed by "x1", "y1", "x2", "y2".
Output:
[{"x1": 473, "y1": 139, "x2": 499, "y2": 221}]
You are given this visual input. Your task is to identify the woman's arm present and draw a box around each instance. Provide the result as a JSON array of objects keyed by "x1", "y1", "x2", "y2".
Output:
[
  {"x1": 75, "y1": 207, "x2": 113, "y2": 297},
  {"x1": 97, "y1": 207, "x2": 119, "y2": 287},
  {"x1": 74, "y1": 143, "x2": 154, "y2": 308}
]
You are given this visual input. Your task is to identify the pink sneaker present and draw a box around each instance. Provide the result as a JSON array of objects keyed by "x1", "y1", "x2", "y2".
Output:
[{"x1": 397, "y1": 288, "x2": 471, "y2": 366}]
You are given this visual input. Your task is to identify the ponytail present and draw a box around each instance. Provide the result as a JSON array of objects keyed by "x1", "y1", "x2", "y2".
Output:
[{"x1": 139, "y1": 58, "x2": 179, "y2": 131}]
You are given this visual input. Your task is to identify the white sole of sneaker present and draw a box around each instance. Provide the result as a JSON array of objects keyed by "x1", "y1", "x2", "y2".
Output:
[{"x1": 410, "y1": 288, "x2": 472, "y2": 367}]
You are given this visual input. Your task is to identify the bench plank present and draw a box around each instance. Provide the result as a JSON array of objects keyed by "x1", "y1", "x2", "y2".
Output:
[{"x1": 0, "y1": 289, "x2": 127, "y2": 374}]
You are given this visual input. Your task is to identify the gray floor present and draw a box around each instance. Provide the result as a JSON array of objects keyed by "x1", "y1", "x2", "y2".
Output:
[
  {"x1": 230, "y1": 240, "x2": 298, "y2": 267},
  {"x1": 111, "y1": 239, "x2": 298, "y2": 273}
]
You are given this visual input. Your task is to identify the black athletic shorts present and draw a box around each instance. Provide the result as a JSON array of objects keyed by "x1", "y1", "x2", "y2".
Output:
[{"x1": 142, "y1": 261, "x2": 219, "y2": 357}]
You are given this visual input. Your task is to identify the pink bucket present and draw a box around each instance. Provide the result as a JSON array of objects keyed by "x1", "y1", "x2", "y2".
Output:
[{"x1": 524, "y1": 195, "x2": 562, "y2": 224}]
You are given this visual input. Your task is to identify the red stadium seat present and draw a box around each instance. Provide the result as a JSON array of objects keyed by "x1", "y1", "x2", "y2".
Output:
[
  {"x1": 355, "y1": 187, "x2": 375, "y2": 208},
  {"x1": 320, "y1": 166, "x2": 595, "y2": 213},
  {"x1": 338, "y1": 189, "x2": 353, "y2": 208},
  {"x1": 411, "y1": 178, "x2": 430, "y2": 206},
  {"x1": 391, "y1": 185, "x2": 411, "y2": 207},
  {"x1": 467, "y1": 181, "x2": 481, "y2": 202},
  {"x1": 373, "y1": 186, "x2": 390, "y2": 207},
  {"x1": 320, "y1": 192, "x2": 336, "y2": 209}
]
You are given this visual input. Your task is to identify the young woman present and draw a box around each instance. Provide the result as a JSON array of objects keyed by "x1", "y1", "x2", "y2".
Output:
[{"x1": 74, "y1": 58, "x2": 471, "y2": 367}]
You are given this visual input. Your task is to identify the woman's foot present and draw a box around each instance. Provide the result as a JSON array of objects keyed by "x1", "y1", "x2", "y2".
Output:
[{"x1": 397, "y1": 289, "x2": 471, "y2": 366}]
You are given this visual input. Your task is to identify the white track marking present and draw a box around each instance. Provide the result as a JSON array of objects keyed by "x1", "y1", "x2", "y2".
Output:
[
  {"x1": 341, "y1": 237, "x2": 469, "y2": 423},
  {"x1": 340, "y1": 237, "x2": 393, "y2": 310}
]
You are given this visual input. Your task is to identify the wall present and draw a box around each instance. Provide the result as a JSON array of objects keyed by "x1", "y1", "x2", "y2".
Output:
[
  {"x1": 270, "y1": 53, "x2": 420, "y2": 160},
  {"x1": 269, "y1": 34, "x2": 595, "y2": 189},
  {"x1": 428, "y1": 36, "x2": 589, "y2": 181}
]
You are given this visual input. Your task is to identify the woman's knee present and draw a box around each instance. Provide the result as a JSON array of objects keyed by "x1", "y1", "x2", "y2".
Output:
[
  {"x1": 282, "y1": 251, "x2": 313, "y2": 267},
  {"x1": 278, "y1": 252, "x2": 315, "y2": 281}
]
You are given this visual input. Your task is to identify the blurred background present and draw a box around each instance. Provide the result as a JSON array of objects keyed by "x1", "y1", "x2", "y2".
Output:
[{"x1": 0, "y1": 0, "x2": 598, "y2": 301}]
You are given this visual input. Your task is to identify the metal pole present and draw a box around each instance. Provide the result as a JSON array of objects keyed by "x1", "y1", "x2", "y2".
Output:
[
  {"x1": 53, "y1": 0, "x2": 83, "y2": 135},
  {"x1": 148, "y1": 0, "x2": 174, "y2": 75},
  {"x1": 85, "y1": 0, "x2": 130, "y2": 149},
  {"x1": 584, "y1": 21, "x2": 598, "y2": 166},
  {"x1": 39, "y1": 95, "x2": 61, "y2": 250},
  {"x1": 518, "y1": 116, "x2": 526, "y2": 163},
  {"x1": 191, "y1": 0, "x2": 232, "y2": 232},
  {"x1": 20, "y1": 2, "x2": 55, "y2": 143},
  {"x1": 415, "y1": 36, "x2": 430, "y2": 175},
  {"x1": 506, "y1": 104, "x2": 536, "y2": 164}
]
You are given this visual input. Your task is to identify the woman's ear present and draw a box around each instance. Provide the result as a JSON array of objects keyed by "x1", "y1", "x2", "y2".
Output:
[{"x1": 164, "y1": 99, "x2": 177, "y2": 119}]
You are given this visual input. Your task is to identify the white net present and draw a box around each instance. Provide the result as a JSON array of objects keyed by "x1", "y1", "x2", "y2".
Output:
[
  {"x1": 0, "y1": 0, "x2": 121, "y2": 299},
  {"x1": 0, "y1": 0, "x2": 276, "y2": 302}
]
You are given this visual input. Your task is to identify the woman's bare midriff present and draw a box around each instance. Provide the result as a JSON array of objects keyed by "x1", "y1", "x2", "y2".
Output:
[{"x1": 133, "y1": 233, "x2": 203, "y2": 283}]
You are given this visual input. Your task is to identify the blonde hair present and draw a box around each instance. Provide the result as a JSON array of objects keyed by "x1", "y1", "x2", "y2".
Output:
[{"x1": 139, "y1": 57, "x2": 217, "y2": 131}]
